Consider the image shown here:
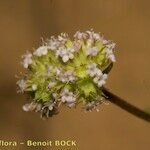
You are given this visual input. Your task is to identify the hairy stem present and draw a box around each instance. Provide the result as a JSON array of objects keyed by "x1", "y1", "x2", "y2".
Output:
[{"x1": 102, "y1": 87, "x2": 150, "y2": 123}]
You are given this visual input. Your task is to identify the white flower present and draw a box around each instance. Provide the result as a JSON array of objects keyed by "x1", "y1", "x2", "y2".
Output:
[
  {"x1": 108, "y1": 54, "x2": 116, "y2": 62},
  {"x1": 73, "y1": 41, "x2": 81, "y2": 51},
  {"x1": 56, "y1": 68, "x2": 65, "y2": 82},
  {"x1": 106, "y1": 48, "x2": 116, "y2": 62},
  {"x1": 32, "y1": 84, "x2": 37, "y2": 91},
  {"x1": 64, "y1": 70, "x2": 76, "y2": 82},
  {"x1": 23, "y1": 102, "x2": 42, "y2": 112},
  {"x1": 56, "y1": 69, "x2": 76, "y2": 83},
  {"x1": 22, "y1": 52, "x2": 32, "y2": 68},
  {"x1": 105, "y1": 42, "x2": 116, "y2": 62},
  {"x1": 87, "y1": 63, "x2": 107, "y2": 87},
  {"x1": 107, "y1": 42, "x2": 116, "y2": 49},
  {"x1": 86, "y1": 30, "x2": 101, "y2": 41},
  {"x1": 33, "y1": 46, "x2": 49, "y2": 56},
  {"x1": 87, "y1": 63, "x2": 98, "y2": 77},
  {"x1": 56, "y1": 47, "x2": 75, "y2": 62},
  {"x1": 48, "y1": 36, "x2": 60, "y2": 50},
  {"x1": 93, "y1": 33, "x2": 101, "y2": 40},
  {"x1": 74, "y1": 31, "x2": 87, "y2": 39},
  {"x1": 62, "y1": 55, "x2": 69, "y2": 62},
  {"x1": 17, "y1": 79, "x2": 26, "y2": 92},
  {"x1": 58, "y1": 33, "x2": 68, "y2": 43},
  {"x1": 102, "y1": 39, "x2": 109, "y2": 45},
  {"x1": 22, "y1": 102, "x2": 37, "y2": 112},
  {"x1": 56, "y1": 47, "x2": 65, "y2": 57},
  {"x1": 47, "y1": 33, "x2": 68, "y2": 51},
  {"x1": 22, "y1": 103, "x2": 31, "y2": 112},
  {"x1": 56, "y1": 68, "x2": 66, "y2": 82},
  {"x1": 60, "y1": 89, "x2": 76, "y2": 103},
  {"x1": 68, "y1": 47, "x2": 75, "y2": 53},
  {"x1": 95, "y1": 68, "x2": 103, "y2": 76},
  {"x1": 93, "y1": 74, "x2": 108, "y2": 87},
  {"x1": 86, "y1": 47, "x2": 99, "y2": 56}
]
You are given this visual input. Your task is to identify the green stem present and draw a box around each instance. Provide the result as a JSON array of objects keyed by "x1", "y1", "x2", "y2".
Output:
[{"x1": 102, "y1": 87, "x2": 150, "y2": 123}]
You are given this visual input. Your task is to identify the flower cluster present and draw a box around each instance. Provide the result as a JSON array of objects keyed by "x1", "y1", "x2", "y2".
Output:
[
  {"x1": 56, "y1": 47, "x2": 75, "y2": 62},
  {"x1": 60, "y1": 89, "x2": 76, "y2": 107},
  {"x1": 17, "y1": 30, "x2": 116, "y2": 118},
  {"x1": 105, "y1": 43, "x2": 116, "y2": 62},
  {"x1": 56, "y1": 69, "x2": 76, "y2": 83},
  {"x1": 87, "y1": 63, "x2": 108, "y2": 87}
]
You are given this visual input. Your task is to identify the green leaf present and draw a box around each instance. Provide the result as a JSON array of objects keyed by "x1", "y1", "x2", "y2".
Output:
[
  {"x1": 34, "y1": 89, "x2": 50, "y2": 102},
  {"x1": 65, "y1": 40, "x2": 73, "y2": 48},
  {"x1": 95, "y1": 41, "x2": 104, "y2": 51},
  {"x1": 95, "y1": 54, "x2": 105, "y2": 65},
  {"x1": 78, "y1": 79, "x2": 96, "y2": 97},
  {"x1": 76, "y1": 66, "x2": 87, "y2": 78}
]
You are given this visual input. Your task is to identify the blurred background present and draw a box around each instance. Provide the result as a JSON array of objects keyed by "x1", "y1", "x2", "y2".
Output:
[{"x1": 0, "y1": 0, "x2": 150, "y2": 150}]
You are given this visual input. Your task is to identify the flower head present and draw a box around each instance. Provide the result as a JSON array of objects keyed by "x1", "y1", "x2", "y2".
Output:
[{"x1": 17, "y1": 30, "x2": 116, "y2": 118}]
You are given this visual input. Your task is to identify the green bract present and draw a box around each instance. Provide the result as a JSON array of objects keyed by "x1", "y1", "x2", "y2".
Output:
[{"x1": 17, "y1": 30, "x2": 116, "y2": 118}]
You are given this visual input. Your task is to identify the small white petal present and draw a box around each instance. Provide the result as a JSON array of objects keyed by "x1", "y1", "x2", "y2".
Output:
[
  {"x1": 89, "y1": 71, "x2": 95, "y2": 77},
  {"x1": 22, "y1": 104, "x2": 30, "y2": 112},
  {"x1": 93, "y1": 77, "x2": 99, "y2": 83},
  {"x1": 69, "y1": 53, "x2": 74, "y2": 59},
  {"x1": 48, "y1": 105, "x2": 53, "y2": 110},
  {"x1": 68, "y1": 48, "x2": 75, "y2": 53},
  {"x1": 95, "y1": 69, "x2": 102, "y2": 76},
  {"x1": 23, "y1": 63, "x2": 28, "y2": 69},
  {"x1": 93, "y1": 33, "x2": 100, "y2": 40},
  {"x1": 62, "y1": 55, "x2": 69, "y2": 62},
  {"x1": 109, "y1": 54, "x2": 116, "y2": 62},
  {"x1": 32, "y1": 84, "x2": 37, "y2": 91},
  {"x1": 98, "y1": 80, "x2": 105, "y2": 87},
  {"x1": 22, "y1": 53, "x2": 32, "y2": 68},
  {"x1": 103, "y1": 74, "x2": 108, "y2": 80},
  {"x1": 17, "y1": 79, "x2": 26, "y2": 92},
  {"x1": 34, "y1": 46, "x2": 48, "y2": 56}
]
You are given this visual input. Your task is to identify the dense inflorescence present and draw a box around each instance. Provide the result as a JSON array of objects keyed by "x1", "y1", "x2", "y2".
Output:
[{"x1": 17, "y1": 30, "x2": 116, "y2": 118}]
